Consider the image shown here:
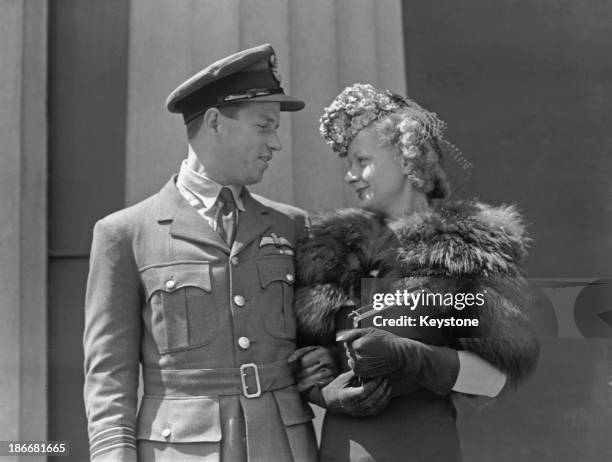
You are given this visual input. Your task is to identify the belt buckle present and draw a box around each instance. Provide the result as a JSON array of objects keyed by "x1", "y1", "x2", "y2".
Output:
[{"x1": 240, "y1": 363, "x2": 261, "y2": 398}]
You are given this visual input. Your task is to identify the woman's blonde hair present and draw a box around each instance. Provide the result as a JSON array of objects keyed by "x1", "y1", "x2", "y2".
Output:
[{"x1": 372, "y1": 111, "x2": 450, "y2": 199}]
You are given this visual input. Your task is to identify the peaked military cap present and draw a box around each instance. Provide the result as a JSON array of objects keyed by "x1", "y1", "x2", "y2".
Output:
[{"x1": 166, "y1": 44, "x2": 305, "y2": 124}]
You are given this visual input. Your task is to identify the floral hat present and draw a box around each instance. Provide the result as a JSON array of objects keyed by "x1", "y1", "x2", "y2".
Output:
[
  {"x1": 319, "y1": 83, "x2": 473, "y2": 194},
  {"x1": 319, "y1": 83, "x2": 446, "y2": 157}
]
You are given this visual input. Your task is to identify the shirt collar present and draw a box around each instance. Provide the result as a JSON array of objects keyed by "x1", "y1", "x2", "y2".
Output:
[{"x1": 176, "y1": 150, "x2": 245, "y2": 211}]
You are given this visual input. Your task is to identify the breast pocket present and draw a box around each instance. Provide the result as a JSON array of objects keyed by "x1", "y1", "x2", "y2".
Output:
[
  {"x1": 255, "y1": 255, "x2": 296, "y2": 340},
  {"x1": 140, "y1": 261, "x2": 218, "y2": 354}
]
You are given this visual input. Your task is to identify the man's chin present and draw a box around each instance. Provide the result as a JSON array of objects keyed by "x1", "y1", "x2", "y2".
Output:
[{"x1": 243, "y1": 174, "x2": 265, "y2": 186}]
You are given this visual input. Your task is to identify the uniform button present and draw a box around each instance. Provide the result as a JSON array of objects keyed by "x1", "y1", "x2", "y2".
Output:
[
  {"x1": 238, "y1": 337, "x2": 251, "y2": 349},
  {"x1": 286, "y1": 273, "x2": 294, "y2": 282},
  {"x1": 234, "y1": 295, "x2": 245, "y2": 307},
  {"x1": 231, "y1": 256, "x2": 239, "y2": 266},
  {"x1": 165, "y1": 279, "x2": 176, "y2": 290},
  {"x1": 161, "y1": 428, "x2": 171, "y2": 438}
]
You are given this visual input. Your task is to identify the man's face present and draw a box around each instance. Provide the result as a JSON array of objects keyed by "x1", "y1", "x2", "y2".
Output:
[{"x1": 214, "y1": 102, "x2": 282, "y2": 185}]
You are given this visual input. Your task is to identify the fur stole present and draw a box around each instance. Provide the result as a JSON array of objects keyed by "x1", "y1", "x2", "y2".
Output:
[{"x1": 295, "y1": 200, "x2": 539, "y2": 385}]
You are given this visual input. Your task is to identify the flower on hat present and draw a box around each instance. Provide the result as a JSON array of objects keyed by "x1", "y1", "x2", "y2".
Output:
[{"x1": 319, "y1": 83, "x2": 446, "y2": 158}]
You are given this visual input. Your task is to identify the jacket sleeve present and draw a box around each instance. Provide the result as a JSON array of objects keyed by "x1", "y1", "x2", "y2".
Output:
[{"x1": 83, "y1": 219, "x2": 142, "y2": 461}]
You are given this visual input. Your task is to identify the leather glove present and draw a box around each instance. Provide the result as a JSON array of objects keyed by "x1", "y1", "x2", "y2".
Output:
[
  {"x1": 309, "y1": 370, "x2": 392, "y2": 416},
  {"x1": 337, "y1": 328, "x2": 460, "y2": 395},
  {"x1": 288, "y1": 346, "x2": 339, "y2": 393}
]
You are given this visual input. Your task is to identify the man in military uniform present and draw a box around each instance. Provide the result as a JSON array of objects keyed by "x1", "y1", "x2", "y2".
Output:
[{"x1": 83, "y1": 44, "x2": 320, "y2": 462}]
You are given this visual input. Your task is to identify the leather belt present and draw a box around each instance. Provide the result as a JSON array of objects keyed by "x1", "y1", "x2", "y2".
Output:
[{"x1": 143, "y1": 360, "x2": 295, "y2": 399}]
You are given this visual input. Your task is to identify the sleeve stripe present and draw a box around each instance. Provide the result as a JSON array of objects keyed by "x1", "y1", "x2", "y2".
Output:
[
  {"x1": 90, "y1": 433, "x2": 136, "y2": 451},
  {"x1": 90, "y1": 425, "x2": 135, "y2": 443},
  {"x1": 90, "y1": 442, "x2": 137, "y2": 460}
]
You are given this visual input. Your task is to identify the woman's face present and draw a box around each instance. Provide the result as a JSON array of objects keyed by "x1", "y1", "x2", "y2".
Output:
[{"x1": 344, "y1": 127, "x2": 411, "y2": 216}]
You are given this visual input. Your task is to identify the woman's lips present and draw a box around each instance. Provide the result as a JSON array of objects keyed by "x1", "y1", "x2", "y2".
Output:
[{"x1": 356, "y1": 186, "x2": 372, "y2": 201}]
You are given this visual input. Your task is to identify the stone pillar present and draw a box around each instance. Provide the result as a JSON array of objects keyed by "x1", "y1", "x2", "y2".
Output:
[
  {"x1": 124, "y1": 0, "x2": 405, "y2": 212},
  {"x1": 0, "y1": 0, "x2": 48, "y2": 451}
]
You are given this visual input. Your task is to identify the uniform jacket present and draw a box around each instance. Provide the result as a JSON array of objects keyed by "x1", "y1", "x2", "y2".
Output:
[{"x1": 83, "y1": 177, "x2": 316, "y2": 462}]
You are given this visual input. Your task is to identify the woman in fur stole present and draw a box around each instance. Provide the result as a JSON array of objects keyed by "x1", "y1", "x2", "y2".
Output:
[{"x1": 292, "y1": 84, "x2": 540, "y2": 461}]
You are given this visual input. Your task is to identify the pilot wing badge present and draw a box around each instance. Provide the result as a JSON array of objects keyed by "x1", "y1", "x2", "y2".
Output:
[{"x1": 259, "y1": 232, "x2": 294, "y2": 255}]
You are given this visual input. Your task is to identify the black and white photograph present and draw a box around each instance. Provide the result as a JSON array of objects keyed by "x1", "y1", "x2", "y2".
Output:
[{"x1": 1, "y1": 0, "x2": 611, "y2": 461}]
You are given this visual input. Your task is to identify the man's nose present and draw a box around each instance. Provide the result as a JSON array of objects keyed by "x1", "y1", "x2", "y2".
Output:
[{"x1": 268, "y1": 132, "x2": 282, "y2": 151}]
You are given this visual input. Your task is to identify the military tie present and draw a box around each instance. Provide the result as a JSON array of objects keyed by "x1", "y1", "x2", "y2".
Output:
[{"x1": 216, "y1": 187, "x2": 237, "y2": 245}]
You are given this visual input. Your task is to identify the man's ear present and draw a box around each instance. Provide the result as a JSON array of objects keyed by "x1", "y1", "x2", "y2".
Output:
[{"x1": 203, "y1": 107, "x2": 222, "y2": 133}]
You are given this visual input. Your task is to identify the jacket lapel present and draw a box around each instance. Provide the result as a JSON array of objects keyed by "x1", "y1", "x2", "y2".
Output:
[
  {"x1": 156, "y1": 177, "x2": 230, "y2": 253},
  {"x1": 231, "y1": 189, "x2": 271, "y2": 257}
]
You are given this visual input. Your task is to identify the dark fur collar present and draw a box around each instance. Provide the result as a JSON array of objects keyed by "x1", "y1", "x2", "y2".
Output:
[
  {"x1": 295, "y1": 200, "x2": 530, "y2": 345},
  {"x1": 297, "y1": 200, "x2": 528, "y2": 286}
]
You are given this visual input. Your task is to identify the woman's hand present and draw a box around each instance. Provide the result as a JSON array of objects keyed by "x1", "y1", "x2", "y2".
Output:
[
  {"x1": 337, "y1": 328, "x2": 407, "y2": 377},
  {"x1": 311, "y1": 370, "x2": 392, "y2": 416},
  {"x1": 288, "y1": 346, "x2": 339, "y2": 392},
  {"x1": 338, "y1": 328, "x2": 460, "y2": 395}
]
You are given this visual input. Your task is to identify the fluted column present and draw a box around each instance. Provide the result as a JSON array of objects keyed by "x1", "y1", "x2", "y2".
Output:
[{"x1": 0, "y1": 0, "x2": 48, "y2": 447}]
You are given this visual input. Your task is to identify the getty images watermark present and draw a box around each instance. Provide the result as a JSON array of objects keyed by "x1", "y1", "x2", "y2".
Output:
[{"x1": 353, "y1": 278, "x2": 612, "y2": 339}]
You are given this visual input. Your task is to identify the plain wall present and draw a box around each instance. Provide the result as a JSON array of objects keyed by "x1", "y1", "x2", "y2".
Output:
[{"x1": 401, "y1": 1, "x2": 612, "y2": 460}]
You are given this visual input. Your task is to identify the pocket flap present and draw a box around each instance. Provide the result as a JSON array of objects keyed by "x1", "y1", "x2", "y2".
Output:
[
  {"x1": 255, "y1": 256, "x2": 295, "y2": 288},
  {"x1": 273, "y1": 386, "x2": 314, "y2": 426},
  {"x1": 137, "y1": 396, "x2": 221, "y2": 442},
  {"x1": 140, "y1": 261, "x2": 211, "y2": 299}
]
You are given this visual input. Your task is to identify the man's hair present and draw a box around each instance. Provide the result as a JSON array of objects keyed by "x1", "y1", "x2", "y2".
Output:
[{"x1": 186, "y1": 103, "x2": 244, "y2": 140}]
